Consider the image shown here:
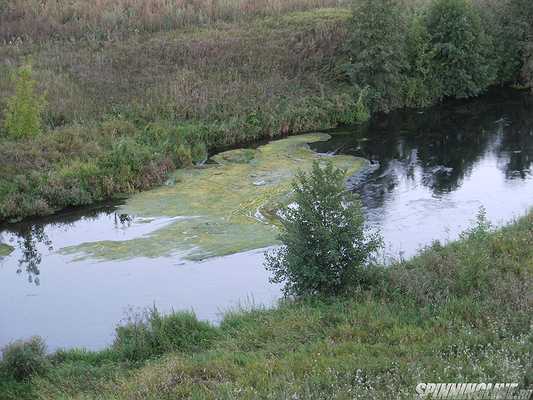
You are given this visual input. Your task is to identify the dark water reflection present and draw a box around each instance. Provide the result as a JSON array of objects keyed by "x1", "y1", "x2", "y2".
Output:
[
  {"x1": 0, "y1": 89, "x2": 532, "y2": 350},
  {"x1": 312, "y1": 89, "x2": 532, "y2": 257}
]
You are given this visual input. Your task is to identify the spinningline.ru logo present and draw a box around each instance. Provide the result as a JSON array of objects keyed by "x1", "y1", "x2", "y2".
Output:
[{"x1": 416, "y1": 383, "x2": 533, "y2": 399}]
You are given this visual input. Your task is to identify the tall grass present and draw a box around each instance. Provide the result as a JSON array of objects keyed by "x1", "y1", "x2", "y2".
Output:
[{"x1": 0, "y1": 0, "x2": 348, "y2": 43}]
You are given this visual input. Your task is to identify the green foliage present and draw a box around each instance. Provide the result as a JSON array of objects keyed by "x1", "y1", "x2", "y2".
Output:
[
  {"x1": 344, "y1": 0, "x2": 407, "y2": 112},
  {"x1": 98, "y1": 137, "x2": 155, "y2": 192},
  {"x1": 3, "y1": 65, "x2": 46, "y2": 139},
  {"x1": 353, "y1": 88, "x2": 370, "y2": 122},
  {"x1": 404, "y1": 14, "x2": 441, "y2": 107},
  {"x1": 0, "y1": 337, "x2": 49, "y2": 381},
  {"x1": 424, "y1": 0, "x2": 495, "y2": 99},
  {"x1": 389, "y1": 210, "x2": 533, "y2": 313},
  {"x1": 113, "y1": 307, "x2": 218, "y2": 362},
  {"x1": 265, "y1": 160, "x2": 381, "y2": 297}
]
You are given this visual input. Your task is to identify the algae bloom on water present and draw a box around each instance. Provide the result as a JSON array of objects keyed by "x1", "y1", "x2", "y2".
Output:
[
  {"x1": 62, "y1": 134, "x2": 366, "y2": 261},
  {"x1": 0, "y1": 243, "x2": 14, "y2": 257}
]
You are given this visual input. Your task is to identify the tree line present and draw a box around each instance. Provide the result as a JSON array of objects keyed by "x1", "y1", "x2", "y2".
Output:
[{"x1": 343, "y1": 0, "x2": 533, "y2": 113}]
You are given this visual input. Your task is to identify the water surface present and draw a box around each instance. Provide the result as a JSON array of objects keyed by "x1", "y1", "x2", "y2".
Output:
[{"x1": 1, "y1": 89, "x2": 532, "y2": 351}]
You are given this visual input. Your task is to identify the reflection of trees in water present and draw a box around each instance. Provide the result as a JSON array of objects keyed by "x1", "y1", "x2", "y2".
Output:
[
  {"x1": 2, "y1": 206, "x2": 131, "y2": 286},
  {"x1": 15, "y1": 225, "x2": 52, "y2": 286},
  {"x1": 317, "y1": 89, "x2": 533, "y2": 211},
  {"x1": 493, "y1": 95, "x2": 533, "y2": 179}
]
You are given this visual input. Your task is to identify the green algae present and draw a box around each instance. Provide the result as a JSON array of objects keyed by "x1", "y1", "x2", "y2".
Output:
[
  {"x1": 0, "y1": 243, "x2": 14, "y2": 257},
  {"x1": 62, "y1": 133, "x2": 366, "y2": 261}
]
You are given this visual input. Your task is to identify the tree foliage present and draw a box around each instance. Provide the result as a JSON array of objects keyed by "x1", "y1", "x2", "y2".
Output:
[
  {"x1": 423, "y1": 0, "x2": 495, "y2": 99},
  {"x1": 344, "y1": 0, "x2": 407, "y2": 112},
  {"x1": 3, "y1": 64, "x2": 46, "y2": 139},
  {"x1": 265, "y1": 161, "x2": 381, "y2": 297}
]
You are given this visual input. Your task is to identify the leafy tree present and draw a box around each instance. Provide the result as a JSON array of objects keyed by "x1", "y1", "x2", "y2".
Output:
[
  {"x1": 344, "y1": 0, "x2": 407, "y2": 112},
  {"x1": 511, "y1": 0, "x2": 533, "y2": 89},
  {"x1": 3, "y1": 64, "x2": 46, "y2": 139},
  {"x1": 404, "y1": 14, "x2": 441, "y2": 107},
  {"x1": 424, "y1": 0, "x2": 495, "y2": 99},
  {"x1": 265, "y1": 161, "x2": 381, "y2": 297}
]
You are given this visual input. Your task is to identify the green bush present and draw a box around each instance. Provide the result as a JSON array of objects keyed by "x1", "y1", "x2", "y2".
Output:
[
  {"x1": 344, "y1": 0, "x2": 407, "y2": 112},
  {"x1": 265, "y1": 160, "x2": 382, "y2": 297},
  {"x1": 1, "y1": 337, "x2": 49, "y2": 381},
  {"x1": 424, "y1": 0, "x2": 495, "y2": 99},
  {"x1": 98, "y1": 137, "x2": 154, "y2": 191},
  {"x1": 113, "y1": 307, "x2": 218, "y2": 362},
  {"x1": 353, "y1": 88, "x2": 370, "y2": 123},
  {"x1": 404, "y1": 14, "x2": 441, "y2": 107},
  {"x1": 3, "y1": 65, "x2": 47, "y2": 139}
]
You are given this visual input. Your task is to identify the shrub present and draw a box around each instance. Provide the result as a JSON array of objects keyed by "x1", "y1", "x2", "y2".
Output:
[
  {"x1": 404, "y1": 14, "x2": 441, "y2": 107},
  {"x1": 191, "y1": 142, "x2": 208, "y2": 165},
  {"x1": 344, "y1": 0, "x2": 407, "y2": 112},
  {"x1": 265, "y1": 160, "x2": 382, "y2": 297},
  {"x1": 98, "y1": 137, "x2": 154, "y2": 191},
  {"x1": 353, "y1": 88, "x2": 370, "y2": 123},
  {"x1": 424, "y1": 0, "x2": 495, "y2": 99},
  {"x1": 3, "y1": 65, "x2": 47, "y2": 139},
  {"x1": 1, "y1": 336, "x2": 49, "y2": 381},
  {"x1": 113, "y1": 307, "x2": 218, "y2": 362}
]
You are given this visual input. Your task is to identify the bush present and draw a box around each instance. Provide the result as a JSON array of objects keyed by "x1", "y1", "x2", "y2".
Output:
[
  {"x1": 344, "y1": 0, "x2": 407, "y2": 112},
  {"x1": 113, "y1": 307, "x2": 218, "y2": 362},
  {"x1": 1, "y1": 336, "x2": 49, "y2": 381},
  {"x1": 265, "y1": 160, "x2": 382, "y2": 297},
  {"x1": 3, "y1": 65, "x2": 47, "y2": 139},
  {"x1": 404, "y1": 14, "x2": 441, "y2": 107},
  {"x1": 424, "y1": 0, "x2": 495, "y2": 99}
]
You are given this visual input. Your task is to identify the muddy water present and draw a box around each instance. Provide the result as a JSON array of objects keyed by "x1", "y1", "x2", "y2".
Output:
[{"x1": 1, "y1": 89, "x2": 532, "y2": 351}]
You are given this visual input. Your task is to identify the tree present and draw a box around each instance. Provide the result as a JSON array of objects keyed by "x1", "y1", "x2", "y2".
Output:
[
  {"x1": 344, "y1": 0, "x2": 407, "y2": 112},
  {"x1": 404, "y1": 14, "x2": 441, "y2": 107},
  {"x1": 511, "y1": 0, "x2": 533, "y2": 89},
  {"x1": 3, "y1": 64, "x2": 46, "y2": 139},
  {"x1": 264, "y1": 161, "x2": 381, "y2": 298},
  {"x1": 424, "y1": 0, "x2": 495, "y2": 99}
]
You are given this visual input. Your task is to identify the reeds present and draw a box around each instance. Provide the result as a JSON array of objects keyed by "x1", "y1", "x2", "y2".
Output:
[{"x1": 0, "y1": 0, "x2": 348, "y2": 43}]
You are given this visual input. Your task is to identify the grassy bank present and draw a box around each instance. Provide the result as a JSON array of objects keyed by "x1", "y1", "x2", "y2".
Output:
[
  {"x1": 0, "y1": 6, "x2": 359, "y2": 223},
  {"x1": 1, "y1": 212, "x2": 531, "y2": 399}
]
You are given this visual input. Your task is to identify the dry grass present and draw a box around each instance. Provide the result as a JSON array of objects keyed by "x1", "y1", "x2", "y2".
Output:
[{"x1": 0, "y1": 0, "x2": 348, "y2": 43}]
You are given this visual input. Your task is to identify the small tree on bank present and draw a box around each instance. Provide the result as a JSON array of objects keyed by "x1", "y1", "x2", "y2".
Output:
[
  {"x1": 265, "y1": 161, "x2": 381, "y2": 298},
  {"x1": 3, "y1": 64, "x2": 46, "y2": 139}
]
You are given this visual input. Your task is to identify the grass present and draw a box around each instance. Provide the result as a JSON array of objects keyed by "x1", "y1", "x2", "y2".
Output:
[
  {"x1": 0, "y1": 5, "x2": 359, "y2": 223},
  {"x1": 1, "y1": 212, "x2": 531, "y2": 399}
]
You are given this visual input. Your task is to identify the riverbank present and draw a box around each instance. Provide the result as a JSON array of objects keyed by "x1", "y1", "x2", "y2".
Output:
[
  {"x1": 1, "y1": 0, "x2": 532, "y2": 223},
  {"x1": 1, "y1": 211, "x2": 531, "y2": 399},
  {"x1": 0, "y1": 6, "x2": 359, "y2": 223}
]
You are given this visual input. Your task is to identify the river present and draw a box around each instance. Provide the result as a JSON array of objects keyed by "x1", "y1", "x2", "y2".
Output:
[{"x1": 1, "y1": 89, "x2": 532, "y2": 351}]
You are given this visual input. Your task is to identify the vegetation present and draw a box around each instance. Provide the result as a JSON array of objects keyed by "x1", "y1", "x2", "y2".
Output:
[
  {"x1": 3, "y1": 64, "x2": 47, "y2": 139},
  {"x1": 1, "y1": 211, "x2": 531, "y2": 399},
  {"x1": 0, "y1": 337, "x2": 49, "y2": 382},
  {"x1": 344, "y1": 0, "x2": 407, "y2": 112},
  {"x1": 0, "y1": 0, "x2": 532, "y2": 222},
  {"x1": 423, "y1": 0, "x2": 494, "y2": 99},
  {"x1": 265, "y1": 161, "x2": 381, "y2": 297}
]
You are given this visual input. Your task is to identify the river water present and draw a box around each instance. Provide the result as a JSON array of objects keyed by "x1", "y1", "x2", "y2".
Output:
[{"x1": 1, "y1": 89, "x2": 532, "y2": 351}]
